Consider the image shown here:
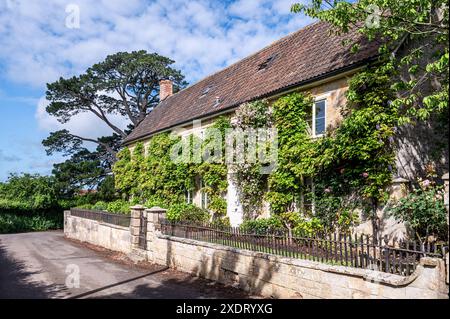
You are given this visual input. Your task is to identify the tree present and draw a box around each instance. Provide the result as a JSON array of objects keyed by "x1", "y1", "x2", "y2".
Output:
[
  {"x1": 44, "y1": 51, "x2": 187, "y2": 161},
  {"x1": 292, "y1": 0, "x2": 448, "y2": 124},
  {"x1": 43, "y1": 51, "x2": 187, "y2": 192}
]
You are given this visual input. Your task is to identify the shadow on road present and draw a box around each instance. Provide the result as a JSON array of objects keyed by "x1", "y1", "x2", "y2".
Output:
[{"x1": 0, "y1": 243, "x2": 66, "y2": 299}]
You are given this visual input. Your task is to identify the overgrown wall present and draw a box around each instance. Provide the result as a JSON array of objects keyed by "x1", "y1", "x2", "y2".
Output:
[{"x1": 64, "y1": 211, "x2": 131, "y2": 254}]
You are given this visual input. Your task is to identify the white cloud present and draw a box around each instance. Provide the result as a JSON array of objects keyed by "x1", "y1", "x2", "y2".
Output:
[{"x1": 0, "y1": 0, "x2": 312, "y2": 141}]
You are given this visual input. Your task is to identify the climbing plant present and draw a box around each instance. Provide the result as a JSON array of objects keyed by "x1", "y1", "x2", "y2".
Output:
[
  {"x1": 113, "y1": 117, "x2": 231, "y2": 222},
  {"x1": 231, "y1": 99, "x2": 273, "y2": 219}
]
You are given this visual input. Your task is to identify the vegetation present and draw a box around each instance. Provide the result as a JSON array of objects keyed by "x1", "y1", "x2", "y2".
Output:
[
  {"x1": 113, "y1": 116, "x2": 232, "y2": 224},
  {"x1": 389, "y1": 178, "x2": 448, "y2": 242},
  {"x1": 42, "y1": 51, "x2": 187, "y2": 194}
]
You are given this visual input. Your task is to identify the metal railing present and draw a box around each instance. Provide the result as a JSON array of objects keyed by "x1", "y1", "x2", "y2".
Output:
[
  {"x1": 70, "y1": 208, "x2": 130, "y2": 227},
  {"x1": 160, "y1": 220, "x2": 448, "y2": 276}
]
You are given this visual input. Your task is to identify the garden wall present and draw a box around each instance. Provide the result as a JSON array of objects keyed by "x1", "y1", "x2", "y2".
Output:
[
  {"x1": 63, "y1": 208, "x2": 449, "y2": 299},
  {"x1": 64, "y1": 211, "x2": 131, "y2": 254},
  {"x1": 148, "y1": 232, "x2": 448, "y2": 299}
]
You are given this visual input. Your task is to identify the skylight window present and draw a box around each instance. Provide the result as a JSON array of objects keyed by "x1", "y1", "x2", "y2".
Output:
[
  {"x1": 258, "y1": 54, "x2": 278, "y2": 71},
  {"x1": 200, "y1": 86, "x2": 212, "y2": 98}
]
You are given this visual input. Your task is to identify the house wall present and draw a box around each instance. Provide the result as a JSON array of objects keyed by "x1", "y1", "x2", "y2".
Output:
[{"x1": 125, "y1": 75, "x2": 351, "y2": 226}]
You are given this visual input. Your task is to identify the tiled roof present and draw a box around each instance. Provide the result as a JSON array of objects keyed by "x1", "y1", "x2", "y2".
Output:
[{"x1": 124, "y1": 21, "x2": 380, "y2": 144}]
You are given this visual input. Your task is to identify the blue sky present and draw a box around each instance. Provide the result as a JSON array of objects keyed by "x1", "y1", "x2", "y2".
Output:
[{"x1": 0, "y1": 0, "x2": 312, "y2": 181}]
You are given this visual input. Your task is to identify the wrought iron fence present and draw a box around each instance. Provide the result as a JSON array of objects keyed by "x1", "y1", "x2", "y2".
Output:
[
  {"x1": 70, "y1": 208, "x2": 131, "y2": 227},
  {"x1": 159, "y1": 220, "x2": 448, "y2": 276}
]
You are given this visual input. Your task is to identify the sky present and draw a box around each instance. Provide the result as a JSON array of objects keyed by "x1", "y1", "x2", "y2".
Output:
[{"x1": 0, "y1": 0, "x2": 313, "y2": 181}]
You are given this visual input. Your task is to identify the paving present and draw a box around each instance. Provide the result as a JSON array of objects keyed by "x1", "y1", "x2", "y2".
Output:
[{"x1": 0, "y1": 231, "x2": 252, "y2": 299}]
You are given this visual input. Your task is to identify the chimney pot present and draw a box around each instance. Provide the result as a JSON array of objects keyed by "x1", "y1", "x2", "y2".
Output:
[{"x1": 159, "y1": 79, "x2": 173, "y2": 101}]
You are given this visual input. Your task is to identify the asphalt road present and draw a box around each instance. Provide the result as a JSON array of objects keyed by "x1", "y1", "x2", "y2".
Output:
[{"x1": 0, "y1": 231, "x2": 252, "y2": 299}]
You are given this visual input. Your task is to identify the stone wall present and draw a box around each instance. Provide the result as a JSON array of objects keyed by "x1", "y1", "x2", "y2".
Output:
[
  {"x1": 64, "y1": 211, "x2": 131, "y2": 254},
  {"x1": 144, "y1": 208, "x2": 449, "y2": 299},
  {"x1": 63, "y1": 208, "x2": 449, "y2": 299}
]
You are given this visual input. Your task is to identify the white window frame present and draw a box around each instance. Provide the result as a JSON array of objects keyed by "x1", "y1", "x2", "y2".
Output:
[
  {"x1": 200, "y1": 178, "x2": 208, "y2": 209},
  {"x1": 185, "y1": 189, "x2": 193, "y2": 204},
  {"x1": 312, "y1": 98, "x2": 327, "y2": 138}
]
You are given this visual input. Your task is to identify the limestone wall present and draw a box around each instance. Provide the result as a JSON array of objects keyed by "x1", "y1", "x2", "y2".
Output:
[
  {"x1": 64, "y1": 211, "x2": 131, "y2": 254},
  {"x1": 147, "y1": 233, "x2": 448, "y2": 299}
]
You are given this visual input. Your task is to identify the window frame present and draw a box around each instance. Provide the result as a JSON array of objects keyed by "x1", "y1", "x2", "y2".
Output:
[{"x1": 312, "y1": 98, "x2": 327, "y2": 138}]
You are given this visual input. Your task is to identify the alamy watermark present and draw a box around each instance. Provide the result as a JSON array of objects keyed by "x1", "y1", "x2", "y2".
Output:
[
  {"x1": 65, "y1": 264, "x2": 80, "y2": 288},
  {"x1": 169, "y1": 120, "x2": 278, "y2": 175},
  {"x1": 65, "y1": 3, "x2": 80, "y2": 29}
]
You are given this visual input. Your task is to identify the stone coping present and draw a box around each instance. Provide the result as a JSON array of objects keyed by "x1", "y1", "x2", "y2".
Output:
[{"x1": 156, "y1": 233, "x2": 430, "y2": 287}]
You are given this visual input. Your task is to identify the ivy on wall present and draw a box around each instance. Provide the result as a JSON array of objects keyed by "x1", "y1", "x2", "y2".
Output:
[
  {"x1": 113, "y1": 117, "x2": 231, "y2": 222},
  {"x1": 231, "y1": 64, "x2": 400, "y2": 236},
  {"x1": 113, "y1": 62, "x2": 443, "y2": 237}
]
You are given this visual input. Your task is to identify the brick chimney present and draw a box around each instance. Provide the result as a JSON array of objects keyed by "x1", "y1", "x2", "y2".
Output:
[{"x1": 159, "y1": 79, "x2": 173, "y2": 101}]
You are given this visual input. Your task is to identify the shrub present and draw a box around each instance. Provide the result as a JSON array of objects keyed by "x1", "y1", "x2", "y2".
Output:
[
  {"x1": 293, "y1": 217, "x2": 324, "y2": 237},
  {"x1": 106, "y1": 200, "x2": 130, "y2": 214},
  {"x1": 388, "y1": 181, "x2": 448, "y2": 242},
  {"x1": 166, "y1": 203, "x2": 210, "y2": 223},
  {"x1": 92, "y1": 201, "x2": 108, "y2": 211},
  {"x1": 240, "y1": 216, "x2": 284, "y2": 234},
  {"x1": 0, "y1": 213, "x2": 62, "y2": 234}
]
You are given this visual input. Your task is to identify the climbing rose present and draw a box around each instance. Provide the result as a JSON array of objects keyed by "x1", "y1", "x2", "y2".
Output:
[{"x1": 421, "y1": 179, "x2": 431, "y2": 188}]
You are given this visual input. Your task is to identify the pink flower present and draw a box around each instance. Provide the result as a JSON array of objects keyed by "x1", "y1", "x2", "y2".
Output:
[
  {"x1": 422, "y1": 179, "x2": 431, "y2": 187},
  {"x1": 362, "y1": 172, "x2": 369, "y2": 178},
  {"x1": 324, "y1": 188, "x2": 331, "y2": 193}
]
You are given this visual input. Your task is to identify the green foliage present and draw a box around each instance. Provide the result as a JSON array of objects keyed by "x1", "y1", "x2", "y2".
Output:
[
  {"x1": 267, "y1": 93, "x2": 315, "y2": 214},
  {"x1": 388, "y1": 181, "x2": 448, "y2": 241},
  {"x1": 232, "y1": 100, "x2": 272, "y2": 219},
  {"x1": 166, "y1": 203, "x2": 210, "y2": 223},
  {"x1": 0, "y1": 174, "x2": 58, "y2": 210},
  {"x1": 0, "y1": 213, "x2": 61, "y2": 234},
  {"x1": 75, "y1": 200, "x2": 131, "y2": 214},
  {"x1": 293, "y1": 217, "x2": 324, "y2": 237},
  {"x1": 113, "y1": 116, "x2": 232, "y2": 221},
  {"x1": 106, "y1": 200, "x2": 131, "y2": 214},
  {"x1": 292, "y1": 0, "x2": 448, "y2": 128},
  {"x1": 240, "y1": 216, "x2": 284, "y2": 234}
]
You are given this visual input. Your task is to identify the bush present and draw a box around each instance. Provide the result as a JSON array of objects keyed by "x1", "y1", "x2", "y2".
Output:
[
  {"x1": 167, "y1": 203, "x2": 210, "y2": 223},
  {"x1": 91, "y1": 201, "x2": 108, "y2": 211},
  {"x1": 388, "y1": 181, "x2": 448, "y2": 241},
  {"x1": 240, "y1": 216, "x2": 284, "y2": 234},
  {"x1": 106, "y1": 200, "x2": 130, "y2": 214},
  {"x1": 293, "y1": 217, "x2": 324, "y2": 237},
  {"x1": 0, "y1": 213, "x2": 62, "y2": 234}
]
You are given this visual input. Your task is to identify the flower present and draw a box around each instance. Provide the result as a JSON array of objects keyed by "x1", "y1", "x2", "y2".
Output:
[
  {"x1": 324, "y1": 188, "x2": 331, "y2": 193},
  {"x1": 362, "y1": 172, "x2": 369, "y2": 178},
  {"x1": 421, "y1": 179, "x2": 431, "y2": 188}
]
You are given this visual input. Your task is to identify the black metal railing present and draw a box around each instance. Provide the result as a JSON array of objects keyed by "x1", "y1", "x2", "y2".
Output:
[
  {"x1": 160, "y1": 220, "x2": 448, "y2": 276},
  {"x1": 70, "y1": 208, "x2": 131, "y2": 227}
]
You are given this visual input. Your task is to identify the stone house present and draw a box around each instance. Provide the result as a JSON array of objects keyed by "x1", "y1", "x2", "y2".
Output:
[{"x1": 122, "y1": 21, "x2": 443, "y2": 236}]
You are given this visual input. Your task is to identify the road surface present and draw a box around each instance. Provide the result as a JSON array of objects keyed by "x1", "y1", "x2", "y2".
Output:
[{"x1": 0, "y1": 231, "x2": 252, "y2": 299}]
